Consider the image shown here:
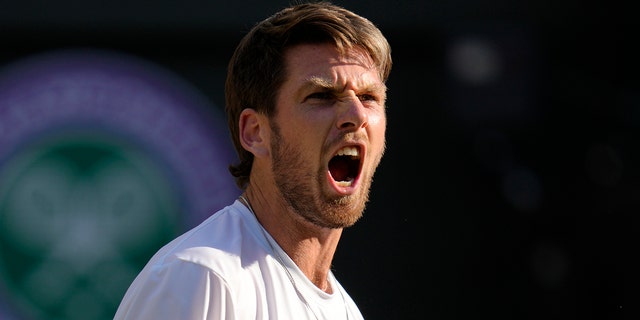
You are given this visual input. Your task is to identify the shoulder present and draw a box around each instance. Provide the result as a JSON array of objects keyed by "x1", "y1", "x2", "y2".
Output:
[
  {"x1": 115, "y1": 200, "x2": 275, "y2": 319},
  {"x1": 141, "y1": 200, "x2": 266, "y2": 277}
]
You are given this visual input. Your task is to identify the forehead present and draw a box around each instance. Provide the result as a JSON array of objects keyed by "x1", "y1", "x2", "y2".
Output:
[{"x1": 283, "y1": 43, "x2": 379, "y2": 83}]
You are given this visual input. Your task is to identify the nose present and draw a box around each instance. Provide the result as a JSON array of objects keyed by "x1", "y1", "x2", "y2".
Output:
[{"x1": 336, "y1": 96, "x2": 368, "y2": 130}]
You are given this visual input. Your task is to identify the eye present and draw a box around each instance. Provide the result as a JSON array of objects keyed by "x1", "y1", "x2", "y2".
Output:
[
  {"x1": 358, "y1": 93, "x2": 384, "y2": 108},
  {"x1": 307, "y1": 91, "x2": 335, "y2": 100},
  {"x1": 358, "y1": 94, "x2": 377, "y2": 102}
]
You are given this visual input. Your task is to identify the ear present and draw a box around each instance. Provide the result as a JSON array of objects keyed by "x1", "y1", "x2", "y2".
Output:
[{"x1": 239, "y1": 108, "x2": 270, "y2": 157}]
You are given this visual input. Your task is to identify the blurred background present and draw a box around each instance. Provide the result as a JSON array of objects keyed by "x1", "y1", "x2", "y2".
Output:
[{"x1": 0, "y1": 0, "x2": 629, "y2": 319}]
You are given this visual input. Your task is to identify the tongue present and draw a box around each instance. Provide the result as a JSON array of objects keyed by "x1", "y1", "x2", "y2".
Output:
[{"x1": 329, "y1": 159, "x2": 349, "y2": 181}]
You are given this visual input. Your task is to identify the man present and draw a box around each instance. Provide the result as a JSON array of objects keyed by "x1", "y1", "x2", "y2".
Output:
[{"x1": 114, "y1": 1, "x2": 392, "y2": 319}]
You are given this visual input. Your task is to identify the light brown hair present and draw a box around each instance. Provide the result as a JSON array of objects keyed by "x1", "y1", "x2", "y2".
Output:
[{"x1": 225, "y1": 1, "x2": 392, "y2": 189}]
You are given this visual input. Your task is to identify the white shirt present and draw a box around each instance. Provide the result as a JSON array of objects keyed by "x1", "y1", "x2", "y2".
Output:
[{"x1": 114, "y1": 200, "x2": 364, "y2": 320}]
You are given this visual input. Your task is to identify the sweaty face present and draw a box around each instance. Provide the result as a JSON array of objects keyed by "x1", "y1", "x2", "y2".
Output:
[{"x1": 270, "y1": 43, "x2": 387, "y2": 228}]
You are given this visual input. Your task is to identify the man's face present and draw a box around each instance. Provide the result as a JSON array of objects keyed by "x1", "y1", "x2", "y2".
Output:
[{"x1": 269, "y1": 43, "x2": 387, "y2": 228}]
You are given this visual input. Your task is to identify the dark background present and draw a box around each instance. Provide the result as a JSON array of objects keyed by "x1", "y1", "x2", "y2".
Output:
[{"x1": 1, "y1": 0, "x2": 629, "y2": 319}]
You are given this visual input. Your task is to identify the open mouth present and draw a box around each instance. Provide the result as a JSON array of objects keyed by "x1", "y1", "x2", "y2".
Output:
[{"x1": 328, "y1": 146, "x2": 361, "y2": 186}]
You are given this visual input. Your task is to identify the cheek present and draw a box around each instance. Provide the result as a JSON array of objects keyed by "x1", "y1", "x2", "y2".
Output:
[
  {"x1": 287, "y1": 113, "x2": 330, "y2": 139},
  {"x1": 280, "y1": 122, "x2": 324, "y2": 155},
  {"x1": 368, "y1": 114, "x2": 387, "y2": 139},
  {"x1": 367, "y1": 107, "x2": 386, "y2": 124}
]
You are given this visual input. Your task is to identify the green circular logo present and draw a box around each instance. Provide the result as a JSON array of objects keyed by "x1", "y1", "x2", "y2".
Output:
[
  {"x1": 0, "y1": 134, "x2": 180, "y2": 319},
  {"x1": 0, "y1": 49, "x2": 238, "y2": 319}
]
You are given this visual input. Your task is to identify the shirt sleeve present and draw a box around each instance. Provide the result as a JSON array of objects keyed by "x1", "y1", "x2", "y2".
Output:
[{"x1": 114, "y1": 259, "x2": 236, "y2": 320}]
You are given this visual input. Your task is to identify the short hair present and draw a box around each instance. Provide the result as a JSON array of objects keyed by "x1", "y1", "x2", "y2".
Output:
[{"x1": 225, "y1": 1, "x2": 392, "y2": 189}]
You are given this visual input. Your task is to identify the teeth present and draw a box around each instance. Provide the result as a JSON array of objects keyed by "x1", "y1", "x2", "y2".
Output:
[
  {"x1": 336, "y1": 146, "x2": 359, "y2": 157},
  {"x1": 335, "y1": 180, "x2": 353, "y2": 187}
]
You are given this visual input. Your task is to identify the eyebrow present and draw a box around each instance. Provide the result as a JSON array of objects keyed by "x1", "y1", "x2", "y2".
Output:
[
  {"x1": 303, "y1": 76, "x2": 336, "y2": 91},
  {"x1": 301, "y1": 76, "x2": 387, "y2": 94}
]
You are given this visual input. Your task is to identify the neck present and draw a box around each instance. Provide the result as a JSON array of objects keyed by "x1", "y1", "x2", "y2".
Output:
[{"x1": 239, "y1": 193, "x2": 341, "y2": 292}]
